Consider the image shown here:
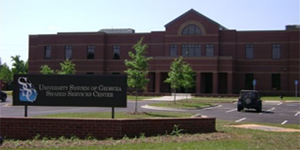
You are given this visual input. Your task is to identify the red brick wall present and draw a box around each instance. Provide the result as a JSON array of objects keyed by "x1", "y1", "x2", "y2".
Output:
[
  {"x1": 27, "y1": 9, "x2": 300, "y2": 96},
  {"x1": 0, "y1": 117, "x2": 215, "y2": 140}
]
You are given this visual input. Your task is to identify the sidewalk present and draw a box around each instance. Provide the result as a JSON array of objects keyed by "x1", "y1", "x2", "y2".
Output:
[
  {"x1": 141, "y1": 93, "x2": 194, "y2": 111},
  {"x1": 141, "y1": 105, "x2": 189, "y2": 111},
  {"x1": 143, "y1": 93, "x2": 192, "y2": 101}
]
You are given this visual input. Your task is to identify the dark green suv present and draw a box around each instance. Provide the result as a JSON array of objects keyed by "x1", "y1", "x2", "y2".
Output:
[{"x1": 237, "y1": 90, "x2": 262, "y2": 112}]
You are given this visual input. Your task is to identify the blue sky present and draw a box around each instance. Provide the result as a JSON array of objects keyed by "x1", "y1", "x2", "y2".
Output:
[{"x1": 0, "y1": 0, "x2": 299, "y2": 68}]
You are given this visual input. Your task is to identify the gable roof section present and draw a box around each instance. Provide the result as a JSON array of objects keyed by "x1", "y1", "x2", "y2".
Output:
[{"x1": 165, "y1": 9, "x2": 227, "y2": 29}]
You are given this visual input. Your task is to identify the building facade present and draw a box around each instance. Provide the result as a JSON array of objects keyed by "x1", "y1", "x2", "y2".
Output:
[{"x1": 28, "y1": 9, "x2": 300, "y2": 96}]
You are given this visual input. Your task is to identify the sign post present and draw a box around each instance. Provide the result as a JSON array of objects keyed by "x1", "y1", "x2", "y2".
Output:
[
  {"x1": 112, "y1": 107, "x2": 115, "y2": 119},
  {"x1": 295, "y1": 80, "x2": 298, "y2": 100},
  {"x1": 24, "y1": 105, "x2": 28, "y2": 117},
  {"x1": 253, "y1": 79, "x2": 256, "y2": 90}
]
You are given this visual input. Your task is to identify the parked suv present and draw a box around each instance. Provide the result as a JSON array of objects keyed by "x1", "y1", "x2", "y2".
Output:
[
  {"x1": 237, "y1": 90, "x2": 262, "y2": 112},
  {"x1": 0, "y1": 90, "x2": 7, "y2": 102}
]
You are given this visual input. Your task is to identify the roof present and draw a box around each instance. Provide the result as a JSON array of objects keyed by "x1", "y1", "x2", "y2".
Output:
[
  {"x1": 99, "y1": 28, "x2": 135, "y2": 34},
  {"x1": 165, "y1": 9, "x2": 227, "y2": 30}
]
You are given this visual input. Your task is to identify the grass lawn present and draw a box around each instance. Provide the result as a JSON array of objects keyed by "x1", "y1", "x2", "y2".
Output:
[
  {"x1": 148, "y1": 98, "x2": 235, "y2": 109},
  {"x1": 192, "y1": 96, "x2": 300, "y2": 102},
  {"x1": 149, "y1": 100, "x2": 217, "y2": 109},
  {"x1": 149, "y1": 96, "x2": 299, "y2": 109},
  {"x1": 35, "y1": 111, "x2": 194, "y2": 119},
  {"x1": 2, "y1": 120, "x2": 299, "y2": 150},
  {"x1": 128, "y1": 95, "x2": 300, "y2": 102},
  {"x1": 190, "y1": 97, "x2": 237, "y2": 103},
  {"x1": 2, "y1": 90, "x2": 12, "y2": 96},
  {"x1": 261, "y1": 96, "x2": 299, "y2": 101}
]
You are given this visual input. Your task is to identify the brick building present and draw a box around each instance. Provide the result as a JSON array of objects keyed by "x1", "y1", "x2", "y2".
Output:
[{"x1": 28, "y1": 9, "x2": 299, "y2": 96}]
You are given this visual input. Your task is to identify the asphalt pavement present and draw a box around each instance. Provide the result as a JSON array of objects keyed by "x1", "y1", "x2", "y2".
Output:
[{"x1": 1, "y1": 96, "x2": 299, "y2": 125}]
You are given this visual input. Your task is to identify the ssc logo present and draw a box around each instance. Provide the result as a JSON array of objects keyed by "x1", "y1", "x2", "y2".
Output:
[{"x1": 18, "y1": 77, "x2": 38, "y2": 102}]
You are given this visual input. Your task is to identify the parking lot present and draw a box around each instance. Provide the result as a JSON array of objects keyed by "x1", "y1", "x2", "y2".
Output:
[{"x1": 1, "y1": 96, "x2": 299, "y2": 125}]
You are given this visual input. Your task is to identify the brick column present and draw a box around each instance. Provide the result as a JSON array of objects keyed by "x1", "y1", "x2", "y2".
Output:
[
  {"x1": 196, "y1": 72, "x2": 201, "y2": 94},
  {"x1": 178, "y1": 45, "x2": 182, "y2": 56},
  {"x1": 155, "y1": 72, "x2": 161, "y2": 93},
  {"x1": 213, "y1": 72, "x2": 218, "y2": 94},
  {"x1": 227, "y1": 72, "x2": 233, "y2": 94}
]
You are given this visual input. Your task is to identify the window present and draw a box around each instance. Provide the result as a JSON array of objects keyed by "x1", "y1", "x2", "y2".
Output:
[
  {"x1": 245, "y1": 44, "x2": 254, "y2": 59},
  {"x1": 182, "y1": 44, "x2": 201, "y2": 57},
  {"x1": 206, "y1": 44, "x2": 214, "y2": 57},
  {"x1": 44, "y1": 46, "x2": 51, "y2": 59},
  {"x1": 65, "y1": 45, "x2": 72, "y2": 60},
  {"x1": 113, "y1": 46, "x2": 120, "y2": 59},
  {"x1": 272, "y1": 74, "x2": 281, "y2": 90},
  {"x1": 169, "y1": 44, "x2": 177, "y2": 57},
  {"x1": 182, "y1": 24, "x2": 201, "y2": 35},
  {"x1": 272, "y1": 44, "x2": 281, "y2": 59},
  {"x1": 87, "y1": 45, "x2": 94, "y2": 59}
]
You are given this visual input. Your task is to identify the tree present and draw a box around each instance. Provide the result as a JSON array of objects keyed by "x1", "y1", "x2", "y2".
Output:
[
  {"x1": 11, "y1": 55, "x2": 28, "y2": 75},
  {"x1": 40, "y1": 65, "x2": 55, "y2": 75},
  {"x1": 124, "y1": 37, "x2": 152, "y2": 113},
  {"x1": 0, "y1": 63, "x2": 13, "y2": 89},
  {"x1": 181, "y1": 63, "x2": 195, "y2": 101},
  {"x1": 56, "y1": 59, "x2": 76, "y2": 74},
  {"x1": 165, "y1": 57, "x2": 195, "y2": 103},
  {"x1": 164, "y1": 57, "x2": 184, "y2": 104},
  {"x1": 40, "y1": 59, "x2": 76, "y2": 75}
]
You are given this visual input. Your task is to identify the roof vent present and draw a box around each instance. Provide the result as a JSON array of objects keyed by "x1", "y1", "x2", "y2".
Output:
[
  {"x1": 99, "y1": 28, "x2": 135, "y2": 34},
  {"x1": 286, "y1": 25, "x2": 300, "y2": 31}
]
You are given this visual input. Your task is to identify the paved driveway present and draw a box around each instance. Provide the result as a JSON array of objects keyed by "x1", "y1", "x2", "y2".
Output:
[{"x1": 1, "y1": 96, "x2": 299, "y2": 125}]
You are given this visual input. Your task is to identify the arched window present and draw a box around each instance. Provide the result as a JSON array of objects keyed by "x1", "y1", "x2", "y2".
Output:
[{"x1": 182, "y1": 24, "x2": 201, "y2": 35}]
